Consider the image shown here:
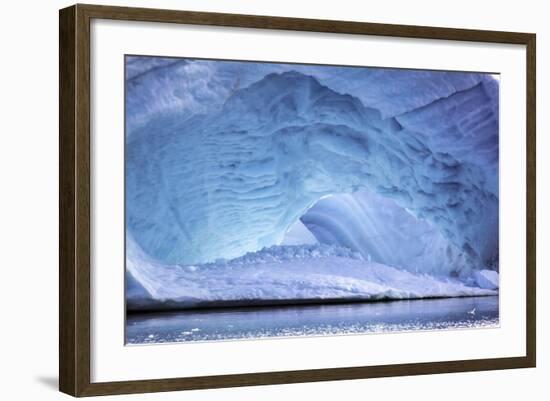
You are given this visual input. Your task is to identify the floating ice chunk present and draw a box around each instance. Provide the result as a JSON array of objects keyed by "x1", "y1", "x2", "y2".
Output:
[{"x1": 474, "y1": 270, "x2": 499, "y2": 290}]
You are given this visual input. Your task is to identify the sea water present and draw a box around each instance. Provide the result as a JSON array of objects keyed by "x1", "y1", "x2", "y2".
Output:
[{"x1": 126, "y1": 296, "x2": 498, "y2": 344}]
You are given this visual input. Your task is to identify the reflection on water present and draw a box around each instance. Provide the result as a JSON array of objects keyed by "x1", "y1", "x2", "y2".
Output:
[{"x1": 126, "y1": 296, "x2": 499, "y2": 344}]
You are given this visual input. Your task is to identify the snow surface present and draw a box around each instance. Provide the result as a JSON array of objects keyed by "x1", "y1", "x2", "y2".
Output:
[
  {"x1": 126, "y1": 236, "x2": 496, "y2": 311},
  {"x1": 124, "y1": 57, "x2": 499, "y2": 309}
]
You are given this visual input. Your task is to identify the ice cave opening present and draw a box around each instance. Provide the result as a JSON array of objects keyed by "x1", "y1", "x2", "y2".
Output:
[{"x1": 280, "y1": 189, "x2": 473, "y2": 277}]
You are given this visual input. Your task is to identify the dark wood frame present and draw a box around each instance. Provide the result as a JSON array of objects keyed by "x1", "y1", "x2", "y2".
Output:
[{"x1": 59, "y1": 3, "x2": 536, "y2": 397}]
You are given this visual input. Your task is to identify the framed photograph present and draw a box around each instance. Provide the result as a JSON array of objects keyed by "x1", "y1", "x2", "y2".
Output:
[{"x1": 59, "y1": 4, "x2": 536, "y2": 397}]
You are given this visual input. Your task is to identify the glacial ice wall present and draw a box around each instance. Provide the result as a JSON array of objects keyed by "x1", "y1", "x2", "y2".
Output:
[{"x1": 126, "y1": 57, "x2": 499, "y2": 277}]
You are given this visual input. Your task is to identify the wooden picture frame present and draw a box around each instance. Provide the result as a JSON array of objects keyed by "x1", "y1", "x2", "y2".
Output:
[{"x1": 59, "y1": 3, "x2": 536, "y2": 397}]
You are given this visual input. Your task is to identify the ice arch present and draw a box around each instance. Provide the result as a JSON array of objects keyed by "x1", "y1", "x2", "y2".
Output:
[{"x1": 126, "y1": 70, "x2": 498, "y2": 275}]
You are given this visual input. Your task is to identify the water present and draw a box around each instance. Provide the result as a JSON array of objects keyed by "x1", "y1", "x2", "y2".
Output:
[{"x1": 126, "y1": 296, "x2": 499, "y2": 344}]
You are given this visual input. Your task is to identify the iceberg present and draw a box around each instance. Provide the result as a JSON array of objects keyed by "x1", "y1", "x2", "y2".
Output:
[{"x1": 125, "y1": 57, "x2": 499, "y2": 309}]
